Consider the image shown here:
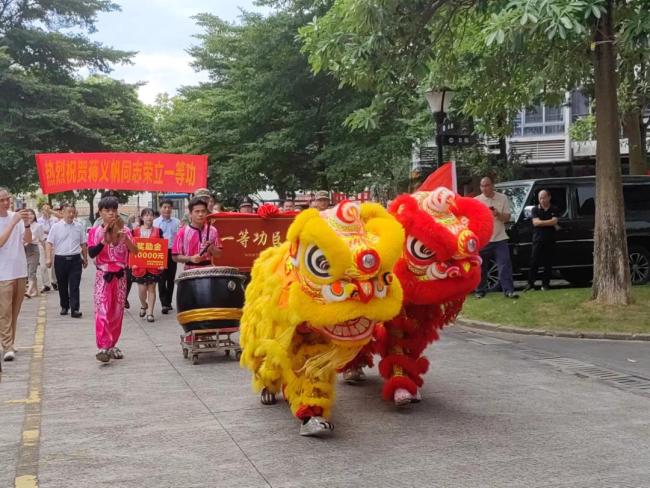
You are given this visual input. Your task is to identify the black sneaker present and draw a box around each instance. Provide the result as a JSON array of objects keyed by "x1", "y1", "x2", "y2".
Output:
[
  {"x1": 60, "y1": 308, "x2": 69, "y2": 315},
  {"x1": 504, "y1": 291, "x2": 519, "y2": 299},
  {"x1": 52, "y1": 283, "x2": 58, "y2": 290},
  {"x1": 474, "y1": 291, "x2": 486, "y2": 299},
  {"x1": 41, "y1": 286, "x2": 51, "y2": 293},
  {"x1": 161, "y1": 306, "x2": 170, "y2": 314},
  {"x1": 71, "y1": 311, "x2": 83, "y2": 318}
]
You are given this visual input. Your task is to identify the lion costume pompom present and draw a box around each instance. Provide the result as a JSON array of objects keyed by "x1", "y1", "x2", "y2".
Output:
[{"x1": 239, "y1": 200, "x2": 404, "y2": 436}]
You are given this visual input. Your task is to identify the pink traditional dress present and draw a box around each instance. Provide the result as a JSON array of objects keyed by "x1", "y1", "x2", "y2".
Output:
[
  {"x1": 87, "y1": 225, "x2": 133, "y2": 350},
  {"x1": 172, "y1": 223, "x2": 221, "y2": 270}
]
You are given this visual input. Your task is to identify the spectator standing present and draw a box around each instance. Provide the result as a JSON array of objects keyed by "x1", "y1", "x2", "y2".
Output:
[
  {"x1": 0, "y1": 187, "x2": 31, "y2": 361},
  {"x1": 239, "y1": 197, "x2": 255, "y2": 213},
  {"x1": 474, "y1": 176, "x2": 519, "y2": 299},
  {"x1": 524, "y1": 190, "x2": 561, "y2": 292},
  {"x1": 87, "y1": 196, "x2": 139, "y2": 362},
  {"x1": 154, "y1": 199, "x2": 180, "y2": 314},
  {"x1": 132, "y1": 208, "x2": 163, "y2": 322},
  {"x1": 24, "y1": 209, "x2": 44, "y2": 298},
  {"x1": 172, "y1": 197, "x2": 222, "y2": 270},
  {"x1": 313, "y1": 191, "x2": 330, "y2": 211},
  {"x1": 46, "y1": 203, "x2": 88, "y2": 317},
  {"x1": 37, "y1": 203, "x2": 58, "y2": 292}
]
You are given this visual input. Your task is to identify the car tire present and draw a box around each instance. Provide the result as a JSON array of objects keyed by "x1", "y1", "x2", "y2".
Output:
[
  {"x1": 560, "y1": 269, "x2": 593, "y2": 286},
  {"x1": 628, "y1": 244, "x2": 650, "y2": 285}
]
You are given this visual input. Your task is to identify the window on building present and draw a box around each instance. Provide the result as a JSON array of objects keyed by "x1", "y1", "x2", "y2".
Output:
[
  {"x1": 623, "y1": 184, "x2": 650, "y2": 212},
  {"x1": 576, "y1": 185, "x2": 595, "y2": 216},
  {"x1": 512, "y1": 103, "x2": 566, "y2": 137}
]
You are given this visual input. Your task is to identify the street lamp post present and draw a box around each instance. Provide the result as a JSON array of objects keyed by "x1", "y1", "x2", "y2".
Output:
[{"x1": 424, "y1": 88, "x2": 455, "y2": 171}]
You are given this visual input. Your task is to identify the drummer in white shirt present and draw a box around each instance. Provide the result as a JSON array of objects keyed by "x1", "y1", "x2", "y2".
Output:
[
  {"x1": 46, "y1": 203, "x2": 88, "y2": 318},
  {"x1": 37, "y1": 203, "x2": 58, "y2": 292}
]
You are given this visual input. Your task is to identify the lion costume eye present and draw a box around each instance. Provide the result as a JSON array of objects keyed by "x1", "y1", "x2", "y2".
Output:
[
  {"x1": 406, "y1": 236, "x2": 435, "y2": 262},
  {"x1": 305, "y1": 245, "x2": 331, "y2": 278}
]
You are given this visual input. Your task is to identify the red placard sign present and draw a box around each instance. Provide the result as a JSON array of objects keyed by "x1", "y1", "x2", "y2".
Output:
[
  {"x1": 128, "y1": 237, "x2": 168, "y2": 269},
  {"x1": 35, "y1": 152, "x2": 208, "y2": 194},
  {"x1": 209, "y1": 213, "x2": 295, "y2": 271}
]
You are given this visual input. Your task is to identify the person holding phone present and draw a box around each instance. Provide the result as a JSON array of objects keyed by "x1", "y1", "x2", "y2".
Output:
[
  {"x1": 87, "y1": 196, "x2": 138, "y2": 363},
  {"x1": 474, "y1": 176, "x2": 519, "y2": 299},
  {"x1": 172, "y1": 197, "x2": 222, "y2": 270},
  {"x1": 0, "y1": 187, "x2": 32, "y2": 361}
]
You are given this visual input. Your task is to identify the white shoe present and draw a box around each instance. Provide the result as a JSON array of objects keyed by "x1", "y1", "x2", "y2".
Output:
[
  {"x1": 3, "y1": 350, "x2": 15, "y2": 361},
  {"x1": 342, "y1": 367, "x2": 366, "y2": 384},
  {"x1": 299, "y1": 416, "x2": 334, "y2": 437},
  {"x1": 394, "y1": 388, "x2": 421, "y2": 406}
]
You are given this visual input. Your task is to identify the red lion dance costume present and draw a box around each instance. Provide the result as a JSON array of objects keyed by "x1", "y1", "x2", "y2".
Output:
[{"x1": 345, "y1": 171, "x2": 493, "y2": 406}]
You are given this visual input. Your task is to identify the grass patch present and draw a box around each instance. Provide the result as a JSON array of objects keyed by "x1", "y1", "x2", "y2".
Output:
[{"x1": 459, "y1": 285, "x2": 650, "y2": 333}]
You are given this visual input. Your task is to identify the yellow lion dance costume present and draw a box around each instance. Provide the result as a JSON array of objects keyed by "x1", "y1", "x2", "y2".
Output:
[{"x1": 240, "y1": 200, "x2": 404, "y2": 436}]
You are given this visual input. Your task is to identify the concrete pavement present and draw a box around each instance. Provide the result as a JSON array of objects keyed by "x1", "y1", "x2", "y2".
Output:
[{"x1": 2, "y1": 267, "x2": 650, "y2": 487}]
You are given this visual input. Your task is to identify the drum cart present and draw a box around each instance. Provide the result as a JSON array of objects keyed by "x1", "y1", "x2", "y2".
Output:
[{"x1": 180, "y1": 327, "x2": 242, "y2": 365}]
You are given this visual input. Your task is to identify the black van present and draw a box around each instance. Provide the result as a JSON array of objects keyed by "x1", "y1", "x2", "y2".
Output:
[{"x1": 486, "y1": 176, "x2": 650, "y2": 289}]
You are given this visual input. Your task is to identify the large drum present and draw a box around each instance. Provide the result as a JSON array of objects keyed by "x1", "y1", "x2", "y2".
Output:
[{"x1": 175, "y1": 266, "x2": 246, "y2": 333}]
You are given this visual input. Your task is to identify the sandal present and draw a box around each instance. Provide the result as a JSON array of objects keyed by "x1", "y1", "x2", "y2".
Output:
[
  {"x1": 109, "y1": 347, "x2": 124, "y2": 359},
  {"x1": 139, "y1": 307, "x2": 147, "y2": 318},
  {"x1": 146, "y1": 314, "x2": 155, "y2": 323}
]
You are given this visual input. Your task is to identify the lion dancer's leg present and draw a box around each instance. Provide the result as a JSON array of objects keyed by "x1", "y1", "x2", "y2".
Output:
[
  {"x1": 283, "y1": 335, "x2": 336, "y2": 437},
  {"x1": 377, "y1": 314, "x2": 433, "y2": 406}
]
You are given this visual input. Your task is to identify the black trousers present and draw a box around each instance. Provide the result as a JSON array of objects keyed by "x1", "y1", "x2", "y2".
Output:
[
  {"x1": 158, "y1": 252, "x2": 177, "y2": 308},
  {"x1": 54, "y1": 254, "x2": 82, "y2": 311},
  {"x1": 528, "y1": 240, "x2": 555, "y2": 287}
]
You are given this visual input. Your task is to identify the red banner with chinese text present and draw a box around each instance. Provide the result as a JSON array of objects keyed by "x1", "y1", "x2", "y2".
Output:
[
  {"x1": 209, "y1": 213, "x2": 295, "y2": 271},
  {"x1": 35, "y1": 152, "x2": 208, "y2": 194},
  {"x1": 128, "y1": 237, "x2": 169, "y2": 269}
]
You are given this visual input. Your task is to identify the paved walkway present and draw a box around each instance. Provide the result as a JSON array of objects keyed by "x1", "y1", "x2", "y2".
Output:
[{"x1": 2, "y1": 268, "x2": 650, "y2": 487}]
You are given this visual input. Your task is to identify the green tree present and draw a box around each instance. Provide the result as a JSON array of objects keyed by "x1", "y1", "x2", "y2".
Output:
[
  {"x1": 301, "y1": 0, "x2": 648, "y2": 305},
  {"x1": 154, "y1": 7, "x2": 416, "y2": 202},
  {"x1": 0, "y1": 0, "x2": 134, "y2": 192}
]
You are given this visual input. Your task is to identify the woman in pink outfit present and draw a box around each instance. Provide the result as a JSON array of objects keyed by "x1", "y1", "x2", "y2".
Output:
[{"x1": 88, "y1": 197, "x2": 138, "y2": 363}]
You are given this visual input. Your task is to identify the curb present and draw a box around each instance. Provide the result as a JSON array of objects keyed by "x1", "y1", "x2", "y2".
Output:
[{"x1": 456, "y1": 318, "x2": 650, "y2": 342}]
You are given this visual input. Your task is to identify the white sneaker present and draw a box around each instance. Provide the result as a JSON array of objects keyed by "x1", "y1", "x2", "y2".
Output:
[
  {"x1": 3, "y1": 350, "x2": 15, "y2": 361},
  {"x1": 394, "y1": 388, "x2": 421, "y2": 406},
  {"x1": 299, "y1": 416, "x2": 334, "y2": 437}
]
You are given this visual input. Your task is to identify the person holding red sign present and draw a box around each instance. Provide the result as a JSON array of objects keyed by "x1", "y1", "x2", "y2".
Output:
[
  {"x1": 132, "y1": 208, "x2": 163, "y2": 323},
  {"x1": 172, "y1": 197, "x2": 222, "y2": 269},
  {"x1": 87, "y1": 196, "x2": 138, "y2": 363}
]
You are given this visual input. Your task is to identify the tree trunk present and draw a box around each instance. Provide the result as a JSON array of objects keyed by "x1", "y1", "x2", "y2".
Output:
[
  {"x1": 86, "y1": 193, "x2": 95, "y2": 224},
  {"x1": 622, "y1": 110, "x2": 647, "y2": 175},
  {"x1": 591, "y1": 0, "x2": 631, "y2": 305}
]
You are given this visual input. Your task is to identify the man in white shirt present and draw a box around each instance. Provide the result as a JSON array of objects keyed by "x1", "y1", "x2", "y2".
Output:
[
  {"x1": 474, "y1": 176, "x2": 519, "y2": 299},
  {"x1": 46, "y1": 203, "x2": 88, "y2": 317},
  {"x1": 154, "y1": 199, "x2": 181, "y2": 314},
  {"x1": 37, "y1": 203, "x2": 58, "y2": 292},
  {"x1": 0, "y1": 187, "x2": 32, "y2": 361}
]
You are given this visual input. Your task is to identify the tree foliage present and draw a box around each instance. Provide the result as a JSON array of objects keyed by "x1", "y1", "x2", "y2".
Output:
[
  {"x1": 0, "y1": 0, "x2": 155, "y2": 193},
  {"x1": 154, "y1": 6, "x2": 419, "y2": 203}
]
